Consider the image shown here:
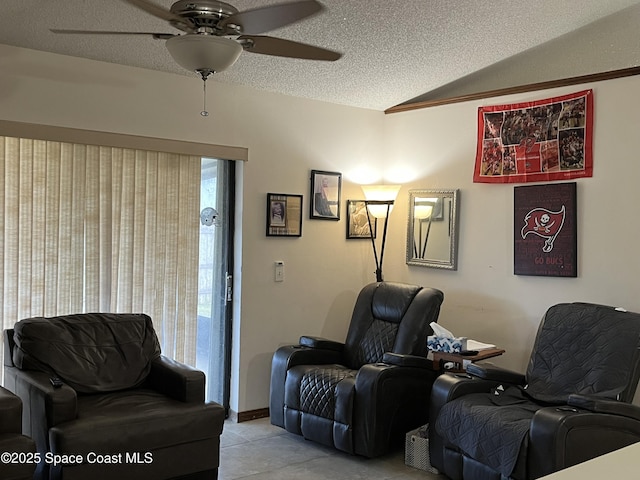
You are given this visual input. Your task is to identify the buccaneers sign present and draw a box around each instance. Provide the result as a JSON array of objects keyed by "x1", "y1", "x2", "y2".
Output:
[
  {"x1": 514, "y1": 183, "x2": 577, "y2": 277},
  {"x1": 474, "y1": 90, "x2": 593, "y2": 184}
]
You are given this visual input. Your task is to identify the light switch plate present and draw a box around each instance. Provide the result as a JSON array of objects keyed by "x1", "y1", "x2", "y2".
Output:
[{"x1": 274, "y1": 261, "x2": 285, "y2": 282}]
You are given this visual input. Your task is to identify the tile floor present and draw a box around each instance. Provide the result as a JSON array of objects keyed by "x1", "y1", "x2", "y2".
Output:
[{"x1": 219, "y1": 417, "x2": 444, "y2": 480}]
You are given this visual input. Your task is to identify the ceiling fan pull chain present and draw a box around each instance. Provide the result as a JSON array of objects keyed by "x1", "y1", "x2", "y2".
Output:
[{"x1": 201, "y1": 76, "x2": 209, "y2": 117}]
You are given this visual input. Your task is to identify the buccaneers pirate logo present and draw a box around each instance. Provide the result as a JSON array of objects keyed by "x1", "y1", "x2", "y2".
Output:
[{"x1": 521, "y1": 206, "x2": 565, "y2": 253}]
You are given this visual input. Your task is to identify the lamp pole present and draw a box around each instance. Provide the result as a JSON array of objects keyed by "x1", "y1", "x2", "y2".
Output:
[{"x1": 365, "y1": 200, "x2": 392, "y2": 282}]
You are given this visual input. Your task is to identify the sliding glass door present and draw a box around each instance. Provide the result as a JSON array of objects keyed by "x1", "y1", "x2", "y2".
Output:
[
  {"x1": 197, "y1": 158, "x2": 235, "y2": 409},
  {"x1": 0, "y1": 133, "x2": 237, "y2": 406}
]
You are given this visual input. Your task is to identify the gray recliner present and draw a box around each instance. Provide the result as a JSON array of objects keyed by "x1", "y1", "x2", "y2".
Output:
[
  {"x1": 270, "y1": 281, "x2": 444, "y2": 458},
  {"x1": 430, "y1": 302, "x2": 640, "y2": 480},
  {"x1": 4, "y1": 313, "x2": 225, "y2": 480}
]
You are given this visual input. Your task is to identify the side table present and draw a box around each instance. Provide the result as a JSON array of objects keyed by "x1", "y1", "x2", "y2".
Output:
[{"x1": 431, "y1": 347, "x2": 505, "y2": 373}]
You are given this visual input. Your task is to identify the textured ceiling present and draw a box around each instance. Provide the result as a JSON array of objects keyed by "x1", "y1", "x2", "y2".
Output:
[{"x1": 1, "y1": 0, "x2": 639, "y2": 111}]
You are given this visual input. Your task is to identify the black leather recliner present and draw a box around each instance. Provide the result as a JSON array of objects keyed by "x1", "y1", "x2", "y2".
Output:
[
  {"x1": 270, "y1": 281, "x2": 444, "y2": 458},
  {"x1": 0, "y1": 386, "x2": 37, "y2": 480},
  {"x1": 430, "y1": 302, "x2": 640, "y2": 480},
  {"x1": 4, "y1": 313, "x2": 226, "y2": 480}
]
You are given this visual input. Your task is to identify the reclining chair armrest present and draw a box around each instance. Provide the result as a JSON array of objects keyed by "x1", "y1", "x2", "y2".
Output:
[
  {"x1": 382, "y1": 352, "x2": 432, "y2": 369},
  {"x1": 0, "y1": 386, "x2": 23, "y2": 434},
  {"x1": 429, "y1": 372, "x2": 504, "y2": 472},
  {"x1": 353, "y1": 362, "x2": 439, "y2": 457},
  {"x1": 299, "y1": 336, "x2": 344, "y2": 352},
  {"x1": 466, "y1": 362, "x2": 526, "y2": 385},
  {"x1": 431, "y1": 371, "x2": 505, "y2": 411},
  {"x1": 149, "y1": 355, "x2": 205, "y2": 403},
  {"x1": 568, "y1": 394, "x2": 640, "y2": 421},
  {"x1": 355, "y1": 361, "x2": 439, "y2": 394},
  {"x1": 529, "y1": 402, "x2": 640, "y2": 478}
]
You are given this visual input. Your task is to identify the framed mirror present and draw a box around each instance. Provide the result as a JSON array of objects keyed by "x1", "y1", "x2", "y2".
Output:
[{"x1": 406, "y1": 189, "x2": 460, "y2": 270}]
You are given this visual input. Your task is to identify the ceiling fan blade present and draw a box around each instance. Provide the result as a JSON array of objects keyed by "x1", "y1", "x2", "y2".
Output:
[
  {"x1": 239, "y1": 35, "x2": 341, "y2": 61},
  {"x1": 51, "y1": 29, "x2": 175, "y2": 40},
  {"x1": 123, "y1": 0, "x2": 193, "y2": 31},
  {"x1": 222, "y1": 0, "x2": 324, "y2": 35}
]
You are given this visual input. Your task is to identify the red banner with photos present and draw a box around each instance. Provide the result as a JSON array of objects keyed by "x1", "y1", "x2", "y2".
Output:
[{"x1": 474, "y1": 90, "x2": 593, "y2": 183}]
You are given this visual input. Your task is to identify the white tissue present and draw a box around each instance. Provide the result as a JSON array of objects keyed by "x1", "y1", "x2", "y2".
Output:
[{"x1": 430, "y1": 322, "x2": 454, "y2": 338}]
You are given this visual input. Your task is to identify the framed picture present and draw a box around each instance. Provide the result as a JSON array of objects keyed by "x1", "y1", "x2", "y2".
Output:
[
  {"x1": 310, "y1": 170, "x2": 341, "y2": 220},
  {"x1": 346, "y1": 200, "x2": 377, "y2": 239},
  {"x1": 266, "y1": 193, "x2": 303, "y2": 237},
  {"x1": 514, "y1": 182, "x2": 577, "y2": 277}
]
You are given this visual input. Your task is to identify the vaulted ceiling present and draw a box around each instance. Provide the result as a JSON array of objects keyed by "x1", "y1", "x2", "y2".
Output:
[{"x1": 1, "y1": 1, "x2": 640, "y2": 111}]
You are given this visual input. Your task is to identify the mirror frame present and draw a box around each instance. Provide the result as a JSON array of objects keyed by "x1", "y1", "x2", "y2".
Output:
[{"x1": 406, "y1": 188, "x2": 460, "y2": 270}]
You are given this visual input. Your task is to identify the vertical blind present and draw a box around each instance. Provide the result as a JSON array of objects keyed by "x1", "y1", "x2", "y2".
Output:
[{"x1": 0, "y1": 136, "x2": 200, "y2": 364}]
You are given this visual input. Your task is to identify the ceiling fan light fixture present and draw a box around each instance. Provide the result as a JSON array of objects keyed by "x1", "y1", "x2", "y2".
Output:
[{"x1": 166, "y1": 34, "x2": 242, "y2": 73}]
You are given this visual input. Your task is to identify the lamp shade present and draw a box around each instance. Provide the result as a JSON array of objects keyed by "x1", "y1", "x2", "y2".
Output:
[
  {"x1": 361, "y1": 185, "x2": 401, "y2": 218},
  {"x1": 414, "y1": 199, "x2": 438, "y2": 219},
  {"x1": 414, "y1": 204, "x2": 434, "y2": 220},
  {"x1": 166, "y1": 34, "x2": 243, "y2": 73}
]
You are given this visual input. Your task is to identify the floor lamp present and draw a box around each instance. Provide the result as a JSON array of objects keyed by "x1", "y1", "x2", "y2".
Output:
[{"x1": 362, "y1": 185, "x2": 401, "y2": 282}]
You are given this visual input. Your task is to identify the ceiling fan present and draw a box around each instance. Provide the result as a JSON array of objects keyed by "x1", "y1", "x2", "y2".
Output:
[{"x1": 51, "y1": 0, "x2": 342, "y2": 114}]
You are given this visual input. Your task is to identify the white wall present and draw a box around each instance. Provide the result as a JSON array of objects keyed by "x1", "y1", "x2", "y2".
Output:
[
  {"x1": 0, "y1": 44, "x2": 385, "y2": 413},
  {"x1": 382, "y1": 76, "x2": 640, "y2": 374},
  {"x1": 1, "y1": 44, "x2": 639, "y2": 414}
]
